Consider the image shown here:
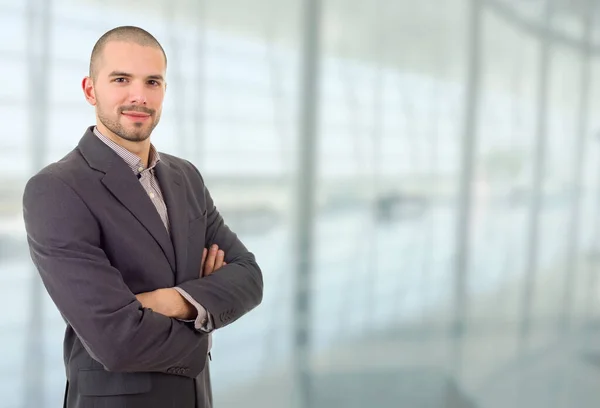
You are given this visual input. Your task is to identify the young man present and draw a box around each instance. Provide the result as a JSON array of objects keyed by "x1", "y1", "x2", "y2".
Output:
[{"x1": 22, "y1": 26, "x2": 263, "y2": 408}]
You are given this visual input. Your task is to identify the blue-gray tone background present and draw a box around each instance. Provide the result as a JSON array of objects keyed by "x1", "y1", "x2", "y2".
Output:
[{"x1": 2, "y1": 0, "x2": 600, "y2": 407}]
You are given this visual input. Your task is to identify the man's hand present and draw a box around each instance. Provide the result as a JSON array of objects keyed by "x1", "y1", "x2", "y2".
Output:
[
  {"x1": 136, "y1": 288, "x2": 196, "y2": 320},
  {"x1": 136, "y1": 245, "x2": 227, "y2": 318},
  {"x1": 201, "y1": 244, "x2": 226, "y2": 277}
]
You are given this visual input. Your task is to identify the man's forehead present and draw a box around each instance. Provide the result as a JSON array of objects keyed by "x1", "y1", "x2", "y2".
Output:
[{"x1": 97, "y1": 41, "x2": 166, "y2": 76}]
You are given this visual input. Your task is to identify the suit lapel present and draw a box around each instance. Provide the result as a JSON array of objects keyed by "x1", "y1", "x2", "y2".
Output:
[
  {"x1": 155, "y1": 160, "x2": 189, "y2": 283},
  {"x1": 78, "y1": 127, "x2": 177, "y2": 273},
  {"x1": 101, "y1": 166, "x2": 177, "y2": 273}
]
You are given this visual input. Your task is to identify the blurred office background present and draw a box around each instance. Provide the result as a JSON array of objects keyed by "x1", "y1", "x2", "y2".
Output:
[{"x1": 2, "y1": 0, "x2": 600, "y2": 407}]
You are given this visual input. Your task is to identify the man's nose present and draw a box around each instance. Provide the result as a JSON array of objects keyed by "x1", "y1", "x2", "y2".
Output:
[{"x1": 129, "y1": 83, "x2": 147, "y2": 105}]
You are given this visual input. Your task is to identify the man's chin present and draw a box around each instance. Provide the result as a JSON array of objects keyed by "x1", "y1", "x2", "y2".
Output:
[
  {"x1": 131, "y1": 134, "x2": 151, "y2": 142},
  {"x1": 119, "y1": 123, "x2": 152, "y2": 142},
  {"x1": 118, "y1": 131, "x2": 151, "y2": 143}
]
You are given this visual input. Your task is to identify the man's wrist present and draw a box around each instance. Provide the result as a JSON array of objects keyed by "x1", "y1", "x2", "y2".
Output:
[{"x1": 167, "y1": 288, "x2": 197, "y2": 320}]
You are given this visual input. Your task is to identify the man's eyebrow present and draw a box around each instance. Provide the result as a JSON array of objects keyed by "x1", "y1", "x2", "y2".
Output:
[
  {"x1": 107, "y1": 72, "x2": 164, "y2": 81},
  {"x1": 108, "y1": 71, "x2": 132, "y2": 77}
]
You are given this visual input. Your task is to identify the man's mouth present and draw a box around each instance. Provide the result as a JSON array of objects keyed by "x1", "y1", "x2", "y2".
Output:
[{"x1": 122, "y1": 111, "x2": 151, "y2": 120}]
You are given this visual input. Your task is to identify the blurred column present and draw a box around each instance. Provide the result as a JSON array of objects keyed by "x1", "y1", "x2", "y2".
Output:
[
  {"x1": 452, "y1": 0, "x2": 483, "y2": 378},
  {"x1": 367, "y1": 0, "x2": 385, "y2": 334},
  {"x1": 193, "y1": 0, "x2": 207, "y2": 164},
  {"x1": 292, "y1": 0, "x2": 321, "y2": 407},
  {"x1": 25, "y1": 0, "x2": 52, "y2": 406},
  {"x1": 519, "y1": 0, "x2": 554, "y2": 352},
  {"x1": 165, "y1": 2, "x2": 186, "y2": 156},
  {"x1": 562, "y1": 0, "x2": 593, "y2": 332}
]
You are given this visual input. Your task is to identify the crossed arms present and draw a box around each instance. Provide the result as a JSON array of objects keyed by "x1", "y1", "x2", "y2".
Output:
[
  {"x1": 23, "y1": 171, "x2": 263, "y2": 378},
  {"x1": 135, "y1": 245, "x2": 226, "y2": 321}
]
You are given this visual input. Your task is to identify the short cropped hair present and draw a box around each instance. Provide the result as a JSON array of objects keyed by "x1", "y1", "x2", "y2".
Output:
[{"x1": 89, "y1": 26, "x2": 167, "y2": 80}]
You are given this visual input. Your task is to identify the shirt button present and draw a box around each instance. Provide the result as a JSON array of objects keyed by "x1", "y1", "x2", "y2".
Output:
[
  {"x1": 149, "y1": 192, "x2": 155, "y2": 198},
  {"x1": 138, "y1": 166, "x2": 144, "y2": 172}
]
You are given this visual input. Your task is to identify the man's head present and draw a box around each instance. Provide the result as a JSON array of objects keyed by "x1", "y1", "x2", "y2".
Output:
[{"x1": 82, "y1": 26, "x2": 167, "y2": 144}]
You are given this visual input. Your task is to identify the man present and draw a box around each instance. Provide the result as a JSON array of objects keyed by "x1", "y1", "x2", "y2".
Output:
[{"x1": 22, "y1": 26, "x2": 263, "y2": 408}]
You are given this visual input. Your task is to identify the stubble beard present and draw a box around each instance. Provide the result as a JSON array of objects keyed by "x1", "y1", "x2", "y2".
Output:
[{"x1": 97, "y1": 104, "x2": 160, "y2": 143}]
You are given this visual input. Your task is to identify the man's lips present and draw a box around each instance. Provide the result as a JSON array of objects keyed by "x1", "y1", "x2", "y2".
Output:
[
  {"x1": 122, "y1": 111, "x2": 151, "y2": 120},
  {"x1": 122, "y1": 111, "x2": 151, "y2": 117}
]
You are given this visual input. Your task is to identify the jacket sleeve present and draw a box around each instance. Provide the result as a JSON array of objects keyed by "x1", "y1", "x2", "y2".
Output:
[
  {"x1": 176, "y1": 166, "x2": 264, "y2": 330},
  {"x1": 23, "y1": 171, "x2": 208, "y2": 378}
]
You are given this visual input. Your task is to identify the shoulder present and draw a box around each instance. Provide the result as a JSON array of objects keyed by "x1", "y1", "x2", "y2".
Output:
[
  {"x1": 24, "y1": 148, "x2": 95, "y2": 205},
  {"x1": 26, "y1": 149, "x2": 83, "y2": 187}
]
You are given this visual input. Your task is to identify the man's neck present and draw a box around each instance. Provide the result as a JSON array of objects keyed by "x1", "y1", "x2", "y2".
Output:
[{"x1": 96, "y1": 123, "x2": 151, "y2": 167}]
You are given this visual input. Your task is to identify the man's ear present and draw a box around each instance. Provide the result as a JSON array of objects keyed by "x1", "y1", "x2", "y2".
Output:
[{"x1": 82, "y1": 76, "x2": 96, "y2": 106}]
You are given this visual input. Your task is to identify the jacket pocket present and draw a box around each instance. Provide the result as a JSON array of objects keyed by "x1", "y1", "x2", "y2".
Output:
[
  {"x1": 77, "y1": 369, "x2": 151, "y2": 396},
  {"x1": 188, "y1": 209, "x2": 207, "y2": 238}
]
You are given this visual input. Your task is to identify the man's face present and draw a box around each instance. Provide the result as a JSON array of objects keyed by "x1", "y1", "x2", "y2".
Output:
[{"x1": 83, "y1": 41, "x2": 166, "y2": 143}]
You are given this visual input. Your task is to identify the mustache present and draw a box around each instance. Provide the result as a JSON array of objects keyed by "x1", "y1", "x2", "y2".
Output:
[{"x1": 119, "y1": 106, "x2": 155, "y2": 115}]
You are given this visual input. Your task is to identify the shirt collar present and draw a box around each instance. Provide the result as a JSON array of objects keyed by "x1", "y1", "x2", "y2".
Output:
[{"x1": 93, "y1": 126, "x2": 161, "y2": 174}]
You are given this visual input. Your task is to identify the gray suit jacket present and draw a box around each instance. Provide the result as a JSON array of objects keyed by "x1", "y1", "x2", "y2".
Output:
[{"x1": 22, "y1": 126, "x2": 264, "y2": 408}]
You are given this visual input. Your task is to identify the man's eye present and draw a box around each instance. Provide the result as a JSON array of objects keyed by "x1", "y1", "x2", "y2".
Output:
[
  {"x1": 148, "y1": 80, "x2": 159, "y2": 86},
  {"x1": 114, "y1": 78, "x2": 127, "y2": 83}
]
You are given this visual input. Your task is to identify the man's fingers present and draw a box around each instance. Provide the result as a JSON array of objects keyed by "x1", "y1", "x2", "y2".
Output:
[
  {"x1": 204, "y1": 244, "x2": 218, "y2": 276},
  {"x1": 202, "y1": 245, "x2": 228, "y2": 277},
  {"x1": 214, "y1": 250, "x2": 225, "y2": 270}
]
